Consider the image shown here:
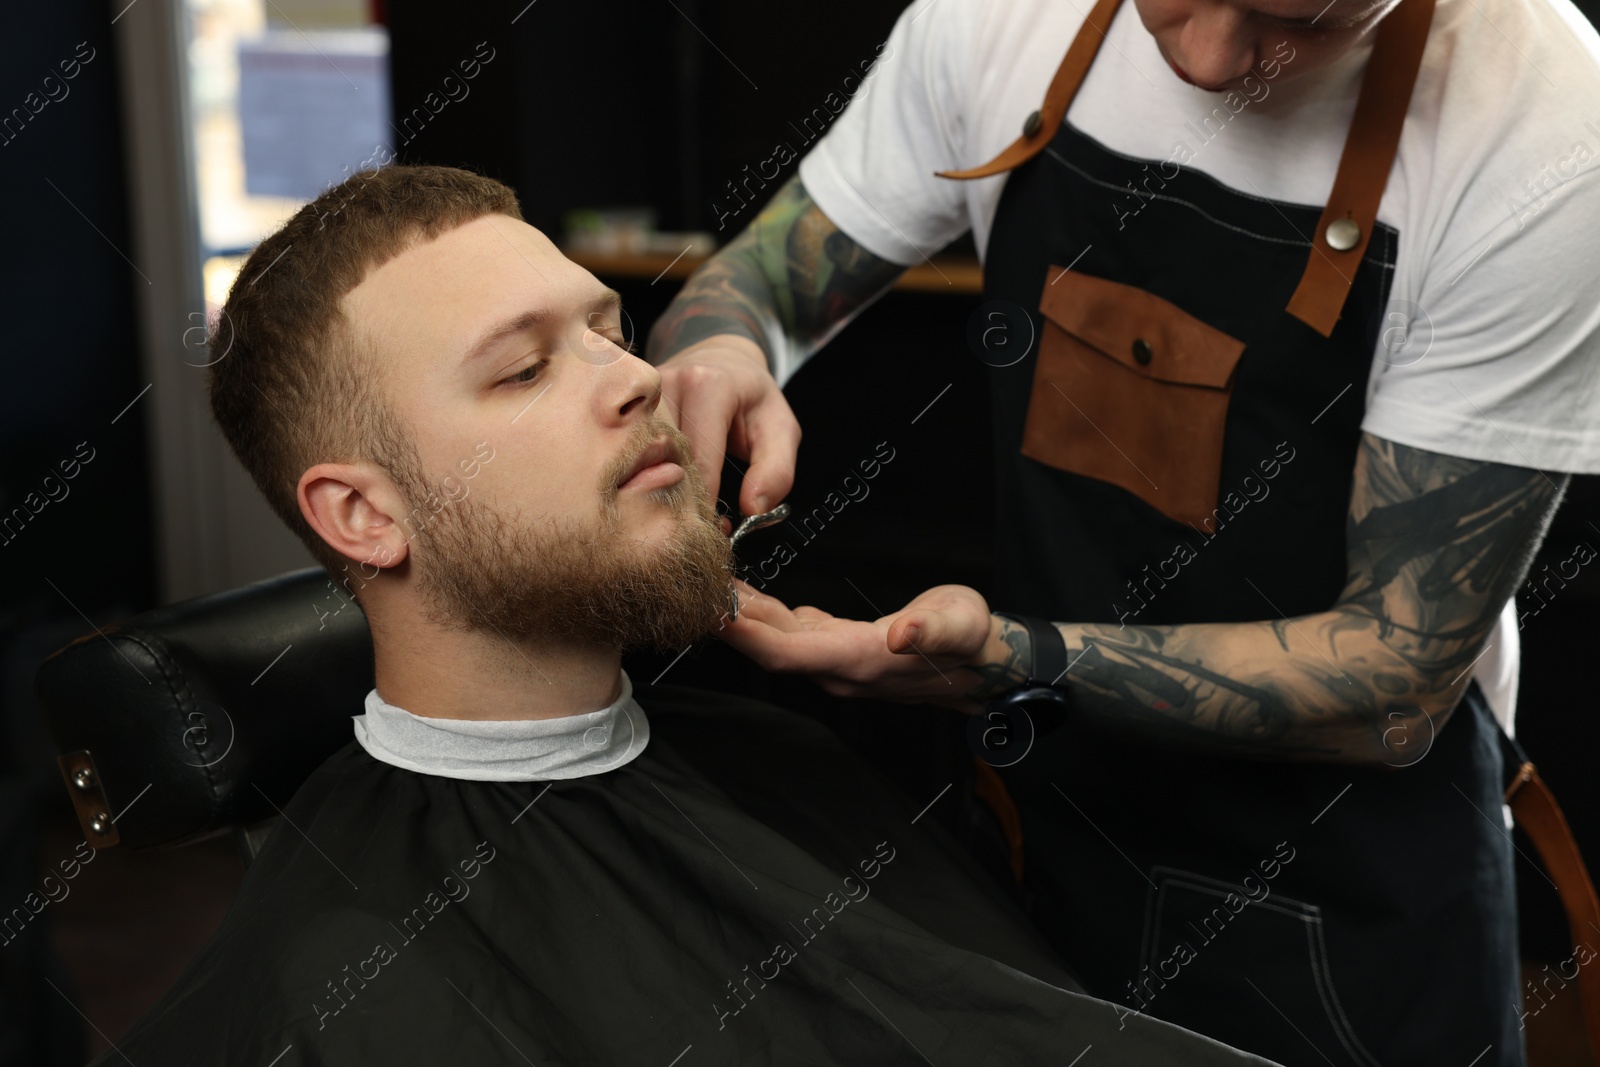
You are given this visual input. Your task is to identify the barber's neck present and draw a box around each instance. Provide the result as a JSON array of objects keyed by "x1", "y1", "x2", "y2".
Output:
[{"x1": 367, "y1": 596, "x2": 625, "y2": 721}]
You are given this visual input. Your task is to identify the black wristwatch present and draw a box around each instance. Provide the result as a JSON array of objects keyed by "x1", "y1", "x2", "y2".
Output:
[
  {"x1": 970, "y1": 613, "x2": 1074, "y2": 767},
  {"x1": 995, "y1": 613, "x2": 1073, "y2": 692}
]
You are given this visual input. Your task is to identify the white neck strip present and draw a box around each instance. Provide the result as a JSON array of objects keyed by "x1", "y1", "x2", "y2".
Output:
[{"x1": 352, "y1": 670, "x2": 649, "y2": 781}]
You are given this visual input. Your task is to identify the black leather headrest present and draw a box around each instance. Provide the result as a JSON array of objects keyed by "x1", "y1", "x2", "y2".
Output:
[{"x1": 34, "y1": 567, "x2": 374, "y2": 850}]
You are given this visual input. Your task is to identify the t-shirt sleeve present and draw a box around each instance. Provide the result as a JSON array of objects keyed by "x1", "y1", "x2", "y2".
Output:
[
  {"x1": 796, "y1": 0, "x2": 980, "y2": 266},
  {"x1": 1361, "y1": 165, "x2": 1600, "y2": 474}
]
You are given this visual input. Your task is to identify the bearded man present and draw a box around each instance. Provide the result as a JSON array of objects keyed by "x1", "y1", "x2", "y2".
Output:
[{"x1": 96, "y1": 164, "x2": 1273, "y2": 1066}]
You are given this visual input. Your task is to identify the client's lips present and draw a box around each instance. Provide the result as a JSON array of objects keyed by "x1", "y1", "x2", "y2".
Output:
[
  {"x1": 1163, "y1": 53, "x2": 1229, "y2": 91},
  {"x1": 618, "y1": 437, "x2": 685, "y2": 492}
]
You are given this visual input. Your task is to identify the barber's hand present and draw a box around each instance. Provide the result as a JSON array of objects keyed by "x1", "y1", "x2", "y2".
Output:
[
  {"x1": 718, "y1": 580, "x2": 1004, "y2": 712},
  {"x1": 652, "y1": 335, "x2": 801, "y2": 521}
]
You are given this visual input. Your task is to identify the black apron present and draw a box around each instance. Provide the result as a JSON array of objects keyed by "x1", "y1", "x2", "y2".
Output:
[{"x1": 948, "y1": 0, "x2": 1524, "y2": 1061}]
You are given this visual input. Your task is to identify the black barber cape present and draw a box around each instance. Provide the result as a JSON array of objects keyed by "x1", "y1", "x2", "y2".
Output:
[{"x1": 95, "y1": 685, "x2": 1273, "y2": 1066}]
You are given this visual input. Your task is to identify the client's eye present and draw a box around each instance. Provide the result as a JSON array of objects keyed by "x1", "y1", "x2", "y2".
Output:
[
  {"x1": 585, "y1": 308, "x2": 635, "y2": 356},
  {"x1": 595, "y1": 327, "x2": 635, "y2": 354},
  {"x1": 500, "y1": 359, "x2": 547, "y2": 387}
]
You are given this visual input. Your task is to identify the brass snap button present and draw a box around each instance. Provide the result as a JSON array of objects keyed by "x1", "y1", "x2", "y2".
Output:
[
  {"x1": 1022, "y1": 109, "x2": 1043, "y2": 139},
  {"x1": 1326, "y1": 218, "x2": 1361, "y2": 251},
  {"x1": 1132, "y1": 338, "x2": 1153, "y2": 365}
]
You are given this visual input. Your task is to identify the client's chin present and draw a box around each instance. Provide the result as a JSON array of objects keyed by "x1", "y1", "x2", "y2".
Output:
[
  {"x1": 613, "y1": 507, "x2": 735, "y2": 651},
  {"x1": 412, "y1": 482, "x2": 733, "y2": 654}
]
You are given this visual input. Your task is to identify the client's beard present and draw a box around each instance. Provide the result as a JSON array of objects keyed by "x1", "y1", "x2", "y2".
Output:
[{"x1": 391, "y1": 420, "x2": 733, "y2": 652}]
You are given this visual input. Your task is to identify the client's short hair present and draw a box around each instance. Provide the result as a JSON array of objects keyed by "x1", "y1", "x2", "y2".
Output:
[{"x1": 208, "y1": 164, "x2": 522, "y2": 576}]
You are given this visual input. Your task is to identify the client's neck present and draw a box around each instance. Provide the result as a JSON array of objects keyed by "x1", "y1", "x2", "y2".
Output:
[{"x1": 371, "y1": 609, "x2": 624, "y2": 721}]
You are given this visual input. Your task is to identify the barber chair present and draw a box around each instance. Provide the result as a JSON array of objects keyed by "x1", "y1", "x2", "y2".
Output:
[{"x1": 33, "y1": 568, "x2": 370, "y2": 865}]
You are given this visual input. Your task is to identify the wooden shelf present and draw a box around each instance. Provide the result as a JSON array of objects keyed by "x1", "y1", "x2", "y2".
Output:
[{"x1": 565, "y1": 249, "x2": 983, "y2": 295}]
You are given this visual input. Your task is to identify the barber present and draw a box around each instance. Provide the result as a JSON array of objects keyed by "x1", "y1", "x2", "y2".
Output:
[{"x1": 645, "y1": 0, "x2": 1600, "y2": 1060}]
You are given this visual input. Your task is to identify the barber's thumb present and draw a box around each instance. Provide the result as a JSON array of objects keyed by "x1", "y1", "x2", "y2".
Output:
[
  {"x1": 743, "y1": 421, "x2": 799, "y2": 517},
  {"x1": 888, "y1": 617, "x2": 930, "y2": 655},
  {"x1": 740, "y1": 468, "x2": 791, "y2": 518}
]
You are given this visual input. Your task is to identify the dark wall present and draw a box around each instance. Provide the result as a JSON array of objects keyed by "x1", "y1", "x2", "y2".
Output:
[
  {"x1": 0, "y1": 6, "x2": 156, "y2": 810},
  {"x1": 1, "y1": 4, "x2": 154, "y2": 623},
  {"x1": 388, "y1": 0, "x2": 909, "y2": 237},
  {"x1": 1510, "y1": 477, "x2": 1600, "y2": 961},
  {"x1": 385, "y1": 3, "x2": 520, "y2": 190},
  {"x1": 2, "y1": 3, "x2": 152, "y2": 1061}
]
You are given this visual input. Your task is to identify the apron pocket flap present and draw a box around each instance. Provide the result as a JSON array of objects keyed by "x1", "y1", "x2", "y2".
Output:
[{"x1": 1040, "y1": 268, "x2": 1245, "y2": 389}]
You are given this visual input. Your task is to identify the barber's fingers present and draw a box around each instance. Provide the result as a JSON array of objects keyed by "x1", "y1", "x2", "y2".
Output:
[
  {"x1": 728, "y1": 583, "x2": 832, "y2": 630},
  {"x1": 736, "y1": 390, "x2": 802, "y2": 518},
  {"x1": 660, "y1": 365, "x2": 737, "y2": 511},
  {"x1": 728, "y1": 581, "x2": 797, "y2": 629},
  {"x1": 720, "y1": 612, "x2": 873, "y2": 677},
  {"x1": 886, "y1": 613, "x2": 956, "y2": 657},
  {"x1": 653, "y1": 337, "x2": 797, "y2": 522},
  {"x1": 721, "y1": 585, "x2": 858, "y2": 669},
  {"x1": 885, "y1": 590, "x2": 993, "y2": 659},
  {"x1": 718, "y1": 608, "x2": 815, "y2": 672}
]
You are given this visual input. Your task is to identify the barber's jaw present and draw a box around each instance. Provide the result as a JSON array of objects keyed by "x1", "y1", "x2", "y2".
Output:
[
  {"x1": 1131, "y1": 0, "x2": 1401, "y2": 93},
  {"x1": 298, "y1": 213, "x2": 733, "y2": 654}
]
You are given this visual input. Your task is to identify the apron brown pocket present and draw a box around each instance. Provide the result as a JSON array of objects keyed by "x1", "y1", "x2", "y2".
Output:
[{"x1": 1022, "y1": 269, "x2": 1246, "y2": 527}]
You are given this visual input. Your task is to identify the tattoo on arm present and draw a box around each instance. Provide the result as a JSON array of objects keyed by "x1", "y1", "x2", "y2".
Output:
[
  {"x1": 647, "y1": 176, "x2": 906, "y2": 364},
  {"x1": 964, "y1": 435, "x2": 1567, "y2": 763},
  {"x1": 962, "y1": 620, "x2": 1032, "y2": 703}
]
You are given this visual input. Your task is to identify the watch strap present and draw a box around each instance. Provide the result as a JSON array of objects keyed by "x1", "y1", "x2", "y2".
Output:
[{"x1": 994, "y1": 612, "x2": 1067, "y2": 688}]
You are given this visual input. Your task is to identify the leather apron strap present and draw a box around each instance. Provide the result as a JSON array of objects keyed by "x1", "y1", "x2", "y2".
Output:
[
  {"x1": 1287, "y1": 0, "x2": 1434, "y2": 336},
  {"x1": 1505, "y1": 762, "x2": 1600, "y2": 1064},
  {"x1": 935, "y1": 0, "x2": 1123, "y2": 182},
  {"x1": 936, "y1": 0, "x2": 1437, "y2": 337},
  {"x1": 972, "y1": 756, "x2": 1027, "y2": 882}
]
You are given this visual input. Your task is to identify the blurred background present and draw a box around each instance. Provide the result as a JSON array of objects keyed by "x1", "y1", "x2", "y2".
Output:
[{"x1": 2, "y1": 0, "x2": 1598, "y2": 1063}]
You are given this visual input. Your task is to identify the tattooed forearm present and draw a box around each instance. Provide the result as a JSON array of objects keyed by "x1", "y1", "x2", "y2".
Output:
[
  {"x1": 965, "y1": 435, "x2": 1567, "y2": 764},
  {"x1": 647, "y1": 176, "x2": 905, "y2": 366},
  {"x1": 963, "y1": 620, "x2": 1032, "y2": 703}
]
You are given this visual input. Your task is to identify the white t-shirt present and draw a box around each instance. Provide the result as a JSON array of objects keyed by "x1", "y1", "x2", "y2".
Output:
[{"x1": 797, "y1": 0, "x2": 1600, "y2": 728}]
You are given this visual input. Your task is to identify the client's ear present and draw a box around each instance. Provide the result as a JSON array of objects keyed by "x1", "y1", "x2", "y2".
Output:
[{"x1": 298, "y1": 462, "x2": 412, "y2": 570}]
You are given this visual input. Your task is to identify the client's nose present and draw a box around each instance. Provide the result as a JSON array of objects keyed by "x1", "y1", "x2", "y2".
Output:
[{"x1": 613, "y1": 354, "x2": 663, "y2": 423}]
